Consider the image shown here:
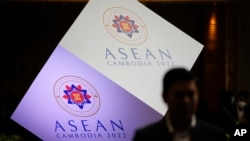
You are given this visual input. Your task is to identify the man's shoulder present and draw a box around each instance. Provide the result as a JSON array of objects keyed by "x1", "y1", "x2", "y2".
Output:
[
  {"x1": 135, "y1": 118, "x2": 166, "y2": 133},
  {"x1": 133, "y1": 118, "x2": 169, "y2": 141},
  {"x1": 195, "y1": 120, "x2": 226, "y2": 140},
  {"x1": 196, "y1": 119, "x2": 225, "y2": 132},
  {"x1": 193, "y1": 119, "x2": 227, "y2": 141}
]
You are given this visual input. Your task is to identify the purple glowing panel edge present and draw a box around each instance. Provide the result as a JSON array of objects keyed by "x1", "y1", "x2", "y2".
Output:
[{"x1": 11, "y1": 45, "x2": 162, "y2": 141}]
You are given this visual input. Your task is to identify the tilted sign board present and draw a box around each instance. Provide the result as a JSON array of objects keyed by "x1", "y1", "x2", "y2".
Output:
[{"x1": 11, "y1": 0, "x2": 203, "y2": 140}]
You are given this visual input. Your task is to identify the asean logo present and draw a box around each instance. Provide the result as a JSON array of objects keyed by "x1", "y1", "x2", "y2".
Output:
[
  {"x1": 54, "y1": 76, "x2": 100, "y2": 117},
  {"x1": 103, "y1": 7, "x2": 148, "y2": 46}
]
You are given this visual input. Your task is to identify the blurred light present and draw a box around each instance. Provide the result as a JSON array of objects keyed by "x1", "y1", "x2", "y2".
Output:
[
  {"x1": 208, "y1": 12, "x2": 217, "y2": 41},
  {"x1": 206, "y1": 6, "x2": 218, "y2": 51}
]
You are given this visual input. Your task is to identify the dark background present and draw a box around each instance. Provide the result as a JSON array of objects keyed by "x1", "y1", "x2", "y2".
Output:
[{"x1": 0, "y1": 0, "x2": 249, "y2": 140}]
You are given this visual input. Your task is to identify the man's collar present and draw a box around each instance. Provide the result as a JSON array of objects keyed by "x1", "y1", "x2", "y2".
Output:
[{"x1": 165, "y1": 113, "x2": 196, "y2": 134}]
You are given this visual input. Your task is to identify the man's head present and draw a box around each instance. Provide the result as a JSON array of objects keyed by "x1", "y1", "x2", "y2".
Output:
[
  {"x1": 162, "y1": 68, "x2": 199, "y2": 120},
  {"x1": 236, "y1": 90, "x2": 250, "y2": 110}
]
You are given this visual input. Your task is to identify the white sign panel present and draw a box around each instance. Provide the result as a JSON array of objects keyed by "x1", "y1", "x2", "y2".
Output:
[{"x1": 60, "y1": 0, "x2": 203, "y2": 115}]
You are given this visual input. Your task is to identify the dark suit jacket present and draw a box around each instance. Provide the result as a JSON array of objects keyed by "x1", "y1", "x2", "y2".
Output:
[{"x1": 133, "y1": 117, "x2": 227, "y2": 141}]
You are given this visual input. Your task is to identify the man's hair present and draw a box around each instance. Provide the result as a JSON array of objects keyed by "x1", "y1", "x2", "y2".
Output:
[
  {"x1": 237, "y1": 90, "x2": 250, "y2": 99},
  {"x1": 162, "y1": 67, "x2": 197, "y2": 97}
]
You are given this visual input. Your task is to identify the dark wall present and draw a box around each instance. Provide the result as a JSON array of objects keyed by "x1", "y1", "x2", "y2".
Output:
[{"x1": 236, "y1": 0, "x2": 250, "y2": 91}]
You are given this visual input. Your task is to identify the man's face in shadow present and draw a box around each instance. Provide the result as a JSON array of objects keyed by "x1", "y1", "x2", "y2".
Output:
[{"x1": 164, "y1": 80, "x2": 199, "y2": 120}]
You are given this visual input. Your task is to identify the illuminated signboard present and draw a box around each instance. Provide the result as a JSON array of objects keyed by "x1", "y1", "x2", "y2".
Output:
[{"x1": 11, "y1": 0, "x2": 203, "y2": 140}]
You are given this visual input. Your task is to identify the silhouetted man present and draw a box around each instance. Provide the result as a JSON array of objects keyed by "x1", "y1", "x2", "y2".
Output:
[{"x1": 133, "y1": 68, "x2": 227, "y2": 141}]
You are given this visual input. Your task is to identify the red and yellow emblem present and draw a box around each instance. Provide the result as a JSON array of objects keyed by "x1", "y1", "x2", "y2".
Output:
[
  {"x1": 54, "y1": 76, "x2": 100, "y2": 117},
  {"x1": 103, "y1": 7, "x2": 147, "y2": 46}
]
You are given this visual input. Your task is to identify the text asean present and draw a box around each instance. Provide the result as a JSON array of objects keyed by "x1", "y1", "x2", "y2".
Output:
[
  {"x1": 105, "y1": 48, "x2": 172, "y2": 60},
  {"x1": 55, "y1": 119, "x2": 124, "y2": 132}
]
